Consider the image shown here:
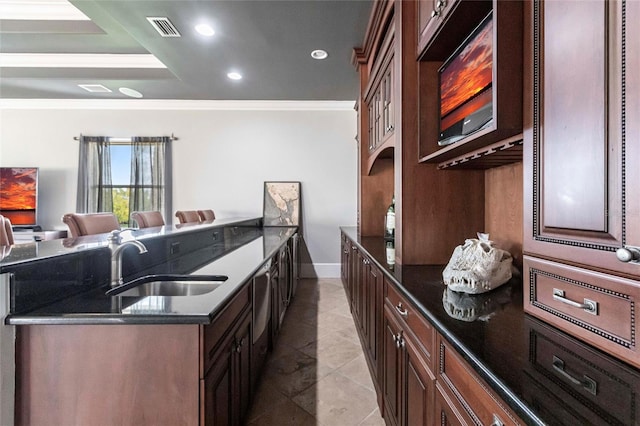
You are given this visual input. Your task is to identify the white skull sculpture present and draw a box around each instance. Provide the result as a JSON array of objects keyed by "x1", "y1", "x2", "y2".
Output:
[{"x1": 442, "y1": 233, "x2": 513, "y2": 294}]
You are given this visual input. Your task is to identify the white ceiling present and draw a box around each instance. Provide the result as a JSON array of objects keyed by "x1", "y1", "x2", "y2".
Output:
[{"x1": 0, "y1": 0, "x2": 373, "y2": 100}]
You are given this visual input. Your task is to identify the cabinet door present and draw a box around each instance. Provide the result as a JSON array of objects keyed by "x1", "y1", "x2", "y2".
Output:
[
  {"x1": 525, "y1": 0, "x2": 639, "y2": 277},
  {"x1": 234, "y1": 314, "x2": 252, "y2": 424},
  {"x1": 383, "y1": 305, "x2": 403, "y2": 426},
  {"x1": 341, "y1": 234, "x2": 350, "y2": 285},
  {"x1": 404, "y1": 332, "x2": 435, "y2": 426},
  {"x1": 417, "y1": 0, "x2": 453, "y2": 56},
  {"x1": 364, "y1": 261, "x2": 383, "y2": 387},
  {"x1": 203, "y1": 337, "x2": 235, "y2": 426}
]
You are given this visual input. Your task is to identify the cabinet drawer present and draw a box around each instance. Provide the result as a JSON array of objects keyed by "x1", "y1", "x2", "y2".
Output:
[
  {"x1": 438, "y1": 336, "x2": 523, "y2": 426},
  {"x1": 523, "y1": 255, "x2": 640, "y2": 368},
  {"x1": 524, "y1": 316, "x2": 640, "y2": 425},
  {"x1": 385, "y1": 281, "x2": 435, "y2": 367},
  {"x1": 201, "y1": 283, "x2": 251, "y2": 377}
]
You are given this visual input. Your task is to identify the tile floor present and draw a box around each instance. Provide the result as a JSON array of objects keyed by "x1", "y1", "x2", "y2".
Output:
[{"x1": 245, "y1": 278, "x2": 386, "y2": 426}]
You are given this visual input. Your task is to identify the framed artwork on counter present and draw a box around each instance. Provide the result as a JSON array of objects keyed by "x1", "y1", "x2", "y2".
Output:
[{"x1": 263, "y1": 181, "x2": 301, "y2": 226}]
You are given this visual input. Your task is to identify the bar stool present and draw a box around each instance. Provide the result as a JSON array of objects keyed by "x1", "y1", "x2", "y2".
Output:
[
  {"x1": 0, "y1": 215, "x2": 14, "y2": 246},
  {"x1": 175, "y1": 210, "x2": 201, "y2": 224},
  {"x1": 197, "y1": 209, "x2": 215, "y2": 222},
  {"x1": 131, "y1": 211, "x2": 165, "y2": 228},
  {"x1": 62, "y1": 212, "x2": 120, "y2": 238}
]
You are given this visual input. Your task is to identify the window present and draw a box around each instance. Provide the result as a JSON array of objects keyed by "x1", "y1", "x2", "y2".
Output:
[{"x1": 76, "y1": 136, "x2": 173, "y2": 226}]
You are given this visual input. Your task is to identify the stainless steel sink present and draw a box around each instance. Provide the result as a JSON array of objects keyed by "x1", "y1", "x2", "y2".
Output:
[{"x1": 106, "y1": 274, "x2": 228, "y2": 297}]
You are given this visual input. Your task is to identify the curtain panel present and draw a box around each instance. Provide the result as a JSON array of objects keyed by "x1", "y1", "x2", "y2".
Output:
[
  {"x1": 129, "y1": 136, "x2": 173, "y2": 225},
  {"x1": 76, "y1": 136, "x2": 113, "y2": 213}
]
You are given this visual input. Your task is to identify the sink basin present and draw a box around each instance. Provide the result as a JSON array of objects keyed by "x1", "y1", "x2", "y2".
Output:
[{"x1": 106, "y1": 274, "x2": 228, "y2": 297}]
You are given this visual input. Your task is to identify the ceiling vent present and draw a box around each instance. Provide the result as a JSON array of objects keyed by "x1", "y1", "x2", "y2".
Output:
[{"x1": 146, "y1": 17, "x2": 181, "y2": 37}]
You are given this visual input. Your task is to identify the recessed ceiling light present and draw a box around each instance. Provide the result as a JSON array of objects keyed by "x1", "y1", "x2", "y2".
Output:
[
  {"x1": 119, "y1": 87, "x2": 143, "y2": 98},
  {"x1": 78, "y1": 84, "x2": 112, "y2": 93},
  {"x1": 195, "y1": 24, "x2": 215, "y2": 36},
  {"x1": 311, "y1": 49, "x2": 328, "y2": 60},
  {"x1": 227, "y1": 72, "x2": 242, "y2": 80}
]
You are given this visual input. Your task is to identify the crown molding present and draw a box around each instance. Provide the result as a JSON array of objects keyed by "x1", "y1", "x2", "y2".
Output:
[{"x1": 0, "y1": 99, "x2": 357, "y2": 111}]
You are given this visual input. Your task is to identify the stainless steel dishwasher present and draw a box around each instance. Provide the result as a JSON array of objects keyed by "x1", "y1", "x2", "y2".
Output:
[
  {"x1": 252, "y1": 260, "x2": 271, "y2": 387},
  {"x1": 252, "y1": 260, "x2": 271, "y2": 344}
]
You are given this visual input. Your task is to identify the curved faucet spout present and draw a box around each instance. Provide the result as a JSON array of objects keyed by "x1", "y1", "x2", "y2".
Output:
[{"x1": 110, "y1": 240, "x2": 148, "y2": 288}]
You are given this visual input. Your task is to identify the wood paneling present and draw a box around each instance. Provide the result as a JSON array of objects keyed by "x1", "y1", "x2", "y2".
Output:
[
  {"x1": 396, "y1": 0, "x2": 485, "y2": 265},
  {"x1": 485, "y1": 162, "x2": 523, "y2": 267},
  {"x1": 16, "y1": 324, "x2": 200, "y2": 426},
  {"x1": 360, "y1": 158, "x2": 394, "y2": 236}
]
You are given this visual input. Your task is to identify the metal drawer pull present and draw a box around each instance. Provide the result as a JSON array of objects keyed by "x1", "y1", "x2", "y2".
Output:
[
  {"x1": 552, "y1": 289, "x2": 598, "y2": 315},
  {"x1": 490, "y1": 414, "x2": 504, "y2": 426},
  {"x1": 552, "y1": 356, "x2": 598, "y2": 395},
  {"x1": 395, "y1": 303, "x2": 408, "y2": 317}
]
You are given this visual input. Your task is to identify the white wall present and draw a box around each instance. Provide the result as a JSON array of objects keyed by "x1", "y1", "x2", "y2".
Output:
[{"x1": 0, "y1": 101, "x2": 358, "y2": 277}]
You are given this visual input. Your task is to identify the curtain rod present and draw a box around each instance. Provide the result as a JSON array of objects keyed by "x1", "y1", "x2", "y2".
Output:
[{"x1": 73, "y1": 133, "x2": 178, "y2": 141}]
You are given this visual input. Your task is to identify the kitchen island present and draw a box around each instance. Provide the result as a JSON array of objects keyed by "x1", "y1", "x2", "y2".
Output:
[{"x1": 1, "y1": 218, "x2": 298, "y2": 425}]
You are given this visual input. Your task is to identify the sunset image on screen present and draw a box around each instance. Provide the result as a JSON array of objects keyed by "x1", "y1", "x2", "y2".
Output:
[
  {"x1": 440, "y1": 17, "x2": 493, "y2": 125},
  {"x1": 0, "y1": 168, "x2": 37, "y2": 224}
]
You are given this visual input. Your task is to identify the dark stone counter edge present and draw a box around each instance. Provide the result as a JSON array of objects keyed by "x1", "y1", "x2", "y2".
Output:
[
  {"x1": 341, "y1": 227, "x2": 546, "y2": 426},
  {"x1": 7, "y1": 226, "x2": 298, "y2": 326}
]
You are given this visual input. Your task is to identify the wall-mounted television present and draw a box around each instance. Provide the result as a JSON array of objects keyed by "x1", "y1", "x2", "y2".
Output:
[
  {"x1": 438, "y1": 12, "x2": 494, "y2": 146},
  {"x1": 0, "y1": 167, "x2": 38, "y2": 227}
]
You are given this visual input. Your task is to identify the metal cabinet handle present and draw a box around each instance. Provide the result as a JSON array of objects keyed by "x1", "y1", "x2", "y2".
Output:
[
  {"x1": 395, "y1": 332, "x2": 405, "y2": 349},
  {"x1": 490, "y1": 414, "x2": 504, "y2": 426},
  {"x1": 616, "y1": 246, "x2": 640, "y2": 263},
  {"x1": 431, "y1": 9, "x2": 439, "y2": 18},
  {"x1": 552, "y1": 356, "x2": 598, "y2": 395},
  {"x1": 236, "y1": 337, "x2": 245, "y2": 353},
  {"x1": 395, "y1": 303, "x2": 408, "y2": 317},
  {"x1": 436, "y1": 0, "x2": 446, "y2": 9},
  {"x1": 552, "y1": 288, "x2": 598, "y2": 315}
]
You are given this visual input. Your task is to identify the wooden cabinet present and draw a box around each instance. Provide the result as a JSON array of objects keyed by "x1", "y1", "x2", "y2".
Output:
[
  {"x1": 524, "y1": 0, "x2": 639, "y2": 275},
  {"x1": 201, "y1": 284, "x2": 252, "y2": 426},
  {"x1": 417, "y1": 0, "x2": 523, "y2": 167},
  {"x1": 363, "y1": 21, "x2": 395, "y2": 161},
  {"x1": 202, "y1": 311, "x2": 252, "y2": 426},
  {"x1": 341, "y1": 234, "x2": 384, "y2": 400},
  {"x1": 417, "y1": 0, "x2": 454, "y2": 58},
  {"x1": 524, "y1": 316, "x2": 640, "y2": 425},
  {"x1": 435, "y1": 382, "x2": 470, "y2": 426},
  {"x1": 382, "y1": 278, "x2": 436, "y2": 426},
  {"x1": 382, "y1": 303, "x2": 435, "y2": 426},
  {"x1": 339, "y1": 233, "x2": 524, "y2": 425},
  {"x1": 436, "y1": 335, "x2": 523, "y2": 426},
  {"x1": 524, "y1": 0, "x2": 640, "y2": 367}
]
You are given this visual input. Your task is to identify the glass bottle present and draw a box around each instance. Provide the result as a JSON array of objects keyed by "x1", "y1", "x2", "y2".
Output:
[
  {"x1": 385, "y1": 240, "x2": 395, "y2": 269},
  {"x1": 384, "y1": 196, "x2": 395, "y2": 240}
]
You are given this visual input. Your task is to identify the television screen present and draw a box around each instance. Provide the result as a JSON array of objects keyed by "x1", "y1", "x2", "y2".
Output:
[
  {"x1": 0, "y1": 167, "x2": 38, "y2": 226},
  {"x1": 438, "y1": 13, "x2": 493, "y2": 145}
]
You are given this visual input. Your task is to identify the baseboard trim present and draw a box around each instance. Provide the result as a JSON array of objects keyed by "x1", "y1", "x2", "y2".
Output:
[{"x1": 300, "y1": 263, "x2": 340, "y2": 278}]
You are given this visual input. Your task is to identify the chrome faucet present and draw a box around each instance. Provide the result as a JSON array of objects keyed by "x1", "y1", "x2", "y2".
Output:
[{"x1": 108, "y1": 229, "x2": 148, "y2": 288}]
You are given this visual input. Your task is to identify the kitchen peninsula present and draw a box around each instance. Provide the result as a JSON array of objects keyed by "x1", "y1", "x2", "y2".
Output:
[{"x1": 1, "y1": 218, "x2": 298, "y2": 425}]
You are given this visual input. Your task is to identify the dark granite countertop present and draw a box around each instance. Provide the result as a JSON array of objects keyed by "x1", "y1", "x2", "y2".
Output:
[
  {"x1": 341, "y1": 227, "x2": 640, "y2": 426},
  {"x1": 0, "y1": 217, "x2": 262, "y2": 268},
  {"x1": 5, "y1": 224, "x2": 296, "y2": 326}
]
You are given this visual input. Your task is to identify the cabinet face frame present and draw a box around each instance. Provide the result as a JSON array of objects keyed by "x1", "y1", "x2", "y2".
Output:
[{"x1": 524, "y1": 0, "x2": 638, "y2": 276}]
